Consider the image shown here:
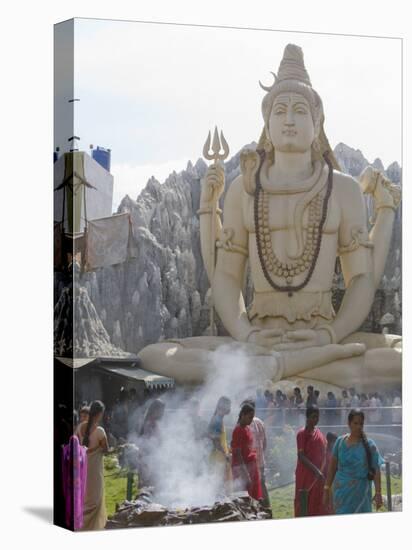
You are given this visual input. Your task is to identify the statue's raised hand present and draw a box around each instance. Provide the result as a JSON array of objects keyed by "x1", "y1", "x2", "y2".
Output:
[
  {"x1": 374, "y1": 175, "x2": 401, "y2": 210},
  {"x1": 359, "y1": 166, "x2": 400, "y2": 210},
  {"x1": 201, "y1": 163, "x2": 225, "y2": 205}
]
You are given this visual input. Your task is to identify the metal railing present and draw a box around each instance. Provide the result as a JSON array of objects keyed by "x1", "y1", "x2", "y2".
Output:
[{"x1": 164, "y1": 405, "x2": 402, "y2": 430}]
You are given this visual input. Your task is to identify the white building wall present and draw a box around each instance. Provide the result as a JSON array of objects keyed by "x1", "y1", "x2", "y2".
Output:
[{"x1": 53, "y1": 151, "x2": 114, "y2": 232}]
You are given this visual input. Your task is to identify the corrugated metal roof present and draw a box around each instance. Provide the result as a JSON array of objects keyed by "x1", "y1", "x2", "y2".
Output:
[
  {"x1": 55, "y1": 356, "x2": 138, "y2": 369},
  {"x1": 56, "y1": 357, "x2": 97, "y2": 369},
  {"x1": 55, "y1": 356, "x2": 175, "y2": 389},
  {"x1": 100, "y1": 364, "x2": 175, "y2": 389}
]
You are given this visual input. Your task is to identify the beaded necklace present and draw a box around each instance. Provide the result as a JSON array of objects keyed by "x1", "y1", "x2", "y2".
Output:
[{"x1": 254, "y1": 151, "x2": 333, "y2": 296}]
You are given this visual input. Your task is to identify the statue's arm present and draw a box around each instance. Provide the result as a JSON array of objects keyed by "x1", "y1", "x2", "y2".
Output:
[
  {"x1": 358, "y1": 167, "x2": 401, "y2": 288},
  {"x1": 369, "y1": 207, "x2": 396, "y2": 289},
  {"x1": 331, "y1": 175, "x2": 376, "y2": 343},
  {"x1": 331, "y1": 271, "x2": 375, "y2": 343},
  {"x1": 212, "y1": 177, "x2": 252, "y2": 342}
]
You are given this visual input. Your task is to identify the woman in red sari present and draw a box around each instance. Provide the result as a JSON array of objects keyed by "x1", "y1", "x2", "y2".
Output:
[
  {"x1": 294, "y1": 405, "x2": 327, "y2": 517},
  {"x1": 231, "y1": 403, "x2": 262, "y2": 501}
]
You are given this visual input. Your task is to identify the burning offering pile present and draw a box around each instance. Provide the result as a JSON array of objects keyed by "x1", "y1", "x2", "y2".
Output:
[{"x1": 106, "y1": 488, "x2": 272, "y2": 528}]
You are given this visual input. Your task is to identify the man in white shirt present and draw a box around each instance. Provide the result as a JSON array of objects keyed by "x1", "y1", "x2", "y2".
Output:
[
  {"x1": 241, "y1": 399, "x2": 270, "y2": 507},
  {"x1": 392, "y1": 391, "x2": 402, "y2": 424},
  {"x1": 368, "y1": 393, "x2": 379, "y2": 423},
  {"x1": 340, "y1": 389, "x2": 351, "y2": 425},
  {"x1": 349, "y1": 387, "x2": 360, "y2": 408}
]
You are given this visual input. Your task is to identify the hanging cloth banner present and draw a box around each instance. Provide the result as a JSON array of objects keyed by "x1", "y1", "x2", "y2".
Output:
[
  {"x1": 85, "y1": 212, "x2": 131, "y2": 270},
  {"x1": 127, "y1": 215, "x2": 139, "y2": 259}
]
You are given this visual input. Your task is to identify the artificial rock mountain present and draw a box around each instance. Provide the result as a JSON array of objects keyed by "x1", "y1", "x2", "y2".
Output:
[{"x1": 58, "y1": 142, "x2": 401, "y2": 358}]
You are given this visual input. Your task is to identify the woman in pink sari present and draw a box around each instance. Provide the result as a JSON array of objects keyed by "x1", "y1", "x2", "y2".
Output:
[
  {"x1": 62, "y1": 434, "x2": 88, "y2": 530},
  {"x1": 77, "y1": 401, "x2": 109, "y2": 530}
]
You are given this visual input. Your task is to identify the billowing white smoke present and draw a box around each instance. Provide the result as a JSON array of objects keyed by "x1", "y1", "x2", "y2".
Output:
[
  {"x1": 132, "y1": 344, "x2": 279, "y2": 508},
  {"x1": 141, "y1": 402, "x2": 223, "y2": 508}
]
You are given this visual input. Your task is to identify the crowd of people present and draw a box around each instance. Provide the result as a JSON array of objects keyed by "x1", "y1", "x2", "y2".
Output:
[
  {"x1": 256, "y1": 385, "x2": 402, "y2": 428},
  {"x1": 61, "y1": 381, "x2": 400, "y2": 529}
]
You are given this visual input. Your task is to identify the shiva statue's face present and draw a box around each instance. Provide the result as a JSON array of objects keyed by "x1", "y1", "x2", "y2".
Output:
[{"x1": 268, "y1": 92, "x2": 315, "y2": 154}]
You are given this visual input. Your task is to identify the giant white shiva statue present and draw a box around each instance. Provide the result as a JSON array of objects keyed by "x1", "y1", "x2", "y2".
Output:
[{"x1": 139, "y1": 44, "x2": 401, "y2": 393}]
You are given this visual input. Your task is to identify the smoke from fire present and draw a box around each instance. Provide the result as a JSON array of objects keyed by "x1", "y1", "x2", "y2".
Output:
[
  {"x1": 128, "y1": 344, "x2": 278, "y2": 508},
  {"x1": 126, "y1": 345, "x2": 402, "y2": 509}
]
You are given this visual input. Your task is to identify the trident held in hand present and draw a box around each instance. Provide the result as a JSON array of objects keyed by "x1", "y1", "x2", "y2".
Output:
[
  {"x1": 203, "y1": 126, "x2": 230, "y2": 164},
  {"x1": 203, "y1": 127, "x2": 230, "y2": 336}
]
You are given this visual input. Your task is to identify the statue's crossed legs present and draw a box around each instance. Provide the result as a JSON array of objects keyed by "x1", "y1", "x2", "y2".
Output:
[{"x1": 138, "y1": 332, "x2": 401, "y2": 392}]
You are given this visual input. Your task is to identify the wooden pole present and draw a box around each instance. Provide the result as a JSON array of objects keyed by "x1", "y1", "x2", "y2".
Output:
[
  {"x1": 385, "y1": 461, "x2": 392, "y2": 511},
  {"x1": 126, "y1": 471, "x2": 134, "y2": 501}
]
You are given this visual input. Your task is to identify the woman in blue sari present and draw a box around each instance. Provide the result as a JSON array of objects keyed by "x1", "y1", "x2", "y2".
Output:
[{"x1": 323, "y1": 409, "x2": 384, "y2": 514}]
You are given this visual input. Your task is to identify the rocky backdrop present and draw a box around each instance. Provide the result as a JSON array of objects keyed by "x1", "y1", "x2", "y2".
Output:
[{"x1": 54, "y1": 142, "x2": 401, "y2": 357}]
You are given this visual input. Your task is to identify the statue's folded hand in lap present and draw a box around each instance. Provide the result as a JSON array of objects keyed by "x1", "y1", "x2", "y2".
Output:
[{"x1": 138, "y1": 44, "x2": 401, "y2": 391}]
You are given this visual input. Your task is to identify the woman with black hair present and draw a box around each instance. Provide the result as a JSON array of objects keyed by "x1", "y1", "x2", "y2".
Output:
[
  {"x1": 77, "y1": 400, "x2": 109, "y2": 530},
  {"x1": 231, "y1": 403, "x2": 262, "y2": 501},
  {"x1": 323, "y1": 408, "x2": 384, "y2": 514},
  {"x1": 294, "y1": 405, "x2": 327, "y2": 516}
]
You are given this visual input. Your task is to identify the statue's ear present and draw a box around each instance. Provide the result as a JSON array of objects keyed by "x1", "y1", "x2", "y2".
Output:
[
  {"x1": 311, "y1": 119, "x2": 322, "y2": 159},
  {"x1": 313, "y1": 116, "x2": 321, "y2": 141},
  {"x1": 314, "y1": 107, "x2": 325, "y2": 142},
  {"x1": 257, "y1": 125, "x2": 274, "y2": 165},
  {"x1": 240, "y1": 149, "x2": 259, "y2": 195}
]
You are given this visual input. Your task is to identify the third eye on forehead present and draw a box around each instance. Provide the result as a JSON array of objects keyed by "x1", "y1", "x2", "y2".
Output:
[{"x1": 273, "y1": 94, "x2": 309, "y2": 110}]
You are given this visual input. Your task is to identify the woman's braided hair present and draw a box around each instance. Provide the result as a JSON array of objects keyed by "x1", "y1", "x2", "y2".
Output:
[
  {"x1": 348, "y1": 409, "x2": 375, "y2": 480},
  {"x1": 83, "y1": 400, "x2": 105, "y2": 448}
]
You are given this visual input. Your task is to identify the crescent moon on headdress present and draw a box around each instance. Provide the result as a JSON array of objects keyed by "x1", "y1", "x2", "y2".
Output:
[{"x1": 259, "y1": 72, "x2": 278, "y2": 92}]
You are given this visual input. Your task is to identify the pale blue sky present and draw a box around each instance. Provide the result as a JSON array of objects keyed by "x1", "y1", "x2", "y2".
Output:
[{"x1": 56, "y1": 19, "x2": 402, "y2": 209}]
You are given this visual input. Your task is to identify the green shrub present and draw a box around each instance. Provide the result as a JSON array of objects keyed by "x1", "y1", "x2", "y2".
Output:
[{"x1": 266, "y1": 425, "x2": 296, "y2": 487}]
